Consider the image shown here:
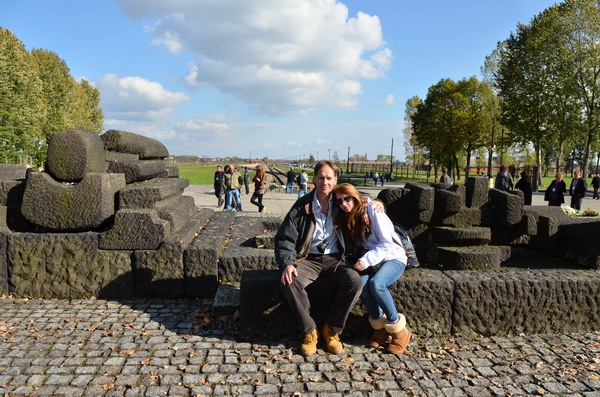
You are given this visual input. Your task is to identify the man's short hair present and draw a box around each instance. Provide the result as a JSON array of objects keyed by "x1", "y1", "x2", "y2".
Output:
[
  {"x1": 314, "y1": 160, "x2": 338, "y2": 177},
  {"x1": 441, "y1": 167, "x2": 447, "y2": 173}
]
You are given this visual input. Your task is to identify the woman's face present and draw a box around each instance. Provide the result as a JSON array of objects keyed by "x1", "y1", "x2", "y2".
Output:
[
  {"x1": 557, "y1": 174, "x2": 563, "y2": 181},
  {"x1": 335, "y1": 193, "x2": 354, "y2": 213}
]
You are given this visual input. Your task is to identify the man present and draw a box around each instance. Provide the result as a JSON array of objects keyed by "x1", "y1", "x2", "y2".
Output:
[
  {"x1": 592, "y1": 173, "x2": 600, "y2": 200},
  {"x1": 223, "y1": 165, "x2": 242, "y2": 211},
  {"x1": 569, "y1": 169, "x2": 588, "y2": 210},
  {"x1": 439, "y1": 167, "x2": 452, "y2": 184},
  {"x1": 494, "y1": 165, "x2": 513, "y2": 191},
  {"x1": 275, "y1": 161, "x2": 362, "y2": 356},
  {"x1": 243, "y1": 167, "x2": 250, "y2": 195},
  {"x1": 297, "y1": 169, "x2": 308, "y2": 198},
  {"x1": 286, "y1": 168, "x2": 297, "y2": 194},
  {"x1": 214, "y1": 166, "x2": 224, "y2": 207}
]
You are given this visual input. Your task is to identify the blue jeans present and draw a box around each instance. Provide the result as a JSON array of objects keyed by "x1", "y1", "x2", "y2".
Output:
[
  {"x1": 360, "y1": 259, "x2": 406, "y2": 323},
  {"x1": 286, "y1": 182, "x2": 295, "y2": 194},
  {"x1": 226, "y1": 189, "x2": 242, "y2": 210},
  {"x1": 297, "y1": 185, "x2": 307, "y2": 198}
]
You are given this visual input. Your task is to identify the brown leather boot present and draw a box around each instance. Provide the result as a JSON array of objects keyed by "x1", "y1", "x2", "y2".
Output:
[
  {"x1": 368, "y1": 315, "x2": 389, "y2": 348},
  {"x1": 384, "y1": 315, "x2": 411, "y2": 355},
  {"x1": 321, "y1": 324, "x2": 344, "y2": 354},
  {"x1": 301, "y1": 328, "x2": 318, "y2": 356}
]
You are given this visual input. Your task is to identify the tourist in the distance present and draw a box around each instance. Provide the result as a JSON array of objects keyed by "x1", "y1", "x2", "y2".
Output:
[
  {"x1": 251, "y1": 164, "x2": 267, "y2": 213},
  {"x1": 569, "y1": 169, "x2": 588, "y2": 210},
  {"x1": 592, "y1": 173, "x2": 600, "y2": 200},
  {"x1": 439, "y1": 167, "x2": 452, "y2": 184},
  {"x1": 223, "y1": 165, "x2": 242, "y2": 211},
  {"x1": 286, "y1": 168, "x2": 297, "y2": 194},
  {"x1": 214, "y1": 166, "x2": 225, "y2": 208},
  {"x1": 515, "y1": 170, "x2": 533, "y2": 205},
  {"x1": 332, "y1": 183, "x2": 413, "y2": 355},
  {"x1": 545, "y1": 172, "x2": 567, "y2": 206},
  {"x1": 494, "y1": 165, "x2": 514, "y2": 191},
  {"x1": 243, "y1": 167, "x2": 250, "y2": 195},
  {"x1": 297, "y1": 169, "x2": 308, "y2": 198}
]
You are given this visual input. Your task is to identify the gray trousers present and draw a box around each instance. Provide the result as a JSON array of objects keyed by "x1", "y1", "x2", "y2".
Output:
[{"x1": 282, "y1": 254, "x2": 362, "y2": 335}]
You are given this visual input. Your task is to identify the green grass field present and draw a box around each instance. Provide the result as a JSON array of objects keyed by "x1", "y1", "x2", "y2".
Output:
[{"x1": 178, "y1": 164, "x2": 592, "y2": 189}]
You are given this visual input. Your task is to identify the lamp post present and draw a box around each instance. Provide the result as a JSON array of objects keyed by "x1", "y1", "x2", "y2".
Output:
[{"x1": 487, "y1": 99, "x2": 496, "y2": 177}]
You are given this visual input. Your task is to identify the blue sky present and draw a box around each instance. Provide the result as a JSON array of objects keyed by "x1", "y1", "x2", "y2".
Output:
[{"x1": 1, "y1": 0, "x2": 557, "y2": 161}]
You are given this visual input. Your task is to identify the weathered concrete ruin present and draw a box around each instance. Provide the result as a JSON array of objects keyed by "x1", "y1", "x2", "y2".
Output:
[{"x1": 1, "y1": 130, "x2": 598, "y2": 338}]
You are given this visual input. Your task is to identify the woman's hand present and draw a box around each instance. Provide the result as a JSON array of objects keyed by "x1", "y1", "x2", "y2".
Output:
[
  {"x1": 369, "y1": 200, "x2": 385, "y2": 213},
  {"x1": 353, "y1": 261, "x2": 366, "y2": 272}
]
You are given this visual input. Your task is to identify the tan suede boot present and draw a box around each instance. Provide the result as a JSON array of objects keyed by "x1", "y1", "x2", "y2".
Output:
[
  {"x1": 384, "y1": 314, "x2": 411, "y2": 355},
  {"x1": 301, "y1": 328, "x2": 318, "y2": 356},
  {"x1": 368, "y1": 315, "x2": 389, "y2": 348},
  {"x1": 321, "y1": 324, "x2": 344, "y2": 354}
]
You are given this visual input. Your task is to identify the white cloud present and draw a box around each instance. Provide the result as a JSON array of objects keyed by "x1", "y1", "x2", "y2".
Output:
[
  {"x1": 97, "y1": 73, "x2": 189, "y2": 121},
  {"x1": 287, "y1": 141, "x2": 303, "y2": 148},
  {"x1": 116, "y1": 0, "x2": 392, "y2": 115},
  {"x1": 264, "y1": 143, "x2": 280, "y2": 150},
  {"x1": 383, "y1": 94, "x2": 395, "y2": 106}
]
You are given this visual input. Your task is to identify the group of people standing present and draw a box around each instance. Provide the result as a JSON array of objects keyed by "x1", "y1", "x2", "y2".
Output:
[
  {"x1": 214, "y1": 165, "x2": 269, "y2": 212},
  {"x1": 493, "y1": 165, "x2": 594, "y2": 210},
  {"x1": 275, "y1": 161, "x2": 414, "y2": 356},
  {"x1": 285, "y1": 168, "x2": 309, "y2": 198}
]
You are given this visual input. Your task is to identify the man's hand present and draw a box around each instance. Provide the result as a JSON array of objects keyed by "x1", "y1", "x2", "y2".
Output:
[
  {"x1": 281, "y1": 264, "x2": 298, "y2": 285},
  {"x1": 370, "y1": 199, "x2": 385, "y2": 213},
  {"x1": 353, "y1": 260, "x2": 366, "y2": 272}
]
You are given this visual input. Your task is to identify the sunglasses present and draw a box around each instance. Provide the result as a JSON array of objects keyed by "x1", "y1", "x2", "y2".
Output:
[{"x1": 334, "y1": 196, "x2": 353, "y2": 206}]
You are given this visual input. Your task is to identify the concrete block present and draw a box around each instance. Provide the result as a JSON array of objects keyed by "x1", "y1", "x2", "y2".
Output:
[
  {"x1": 376, "y1": 188, "x2": 411, "y2": 228},
  {"x1": 108, "y1": 160, "x2": 166, "y2": 184},
  {"x1": 0, "y1": 232, "x2": 6, "y2": 295},
  {"x1": 102, "y1": 129, "x2": 169, "y2": 159},
  {"x1": 491, "y1": 211, "x2": 539, "y2": 246},
  {"x1": 184, "y1": 211, "x2": 234, "y2": 298},
  {"x1": 155, "y1": 195, "x2": 196, "y2": 234},
  {"x1": 557, "y1": 238, "x2": 600, "y2": 269},
  {"x1": 448, "y1": 269, "x2": 600, "y2": 336},
  {"x1": 436, "y1": 207, "x2": 481, "y2": 228},
  {"x1": 119, "y1": 178, "x2": 189, "y2": 209},
  {"x1": 434, "y1": 189, "x2": 463, "y2": 214},
  {"x1": 431, "y1": 226, "x2": 491, "y2": 246},
  {"x1": 213, "y1": 283, "x2": 240, "y2": 315},
  {"x1": 7, "y1": 232, "x2": 133, "y2": 299},
  {"x1": 46, "y1": 129, "x2": 107, "y2": 182},
  {"x1": 489, "y1": 189, "x2": 523, "y2": 226},
  {"x1": 158, "y1": 166, "x2": 179, "y2": 178},
  {"x1": 99, "y1": 209, "x2": 171, "y2": 250},
  {"x1": 0, "y1": 180, "x2": 31, "y2": 232},
  {"x1": 0, "y1": 164, "x2": 28, "y2": 181},
  {"x1": 105, "y1": 151, "x2": 139, "y2": 161},
  {"x1": 218, "y1": 216, "x2": 279, "y2": 282},
  {"x1": 135, "y1": 210, "x2": 208, "y2": 298},
  {"x1": 436, "y1": 246, "x2": 502, "y2": 270},
  {"x1": 239, "y1": 268, "x2": 454, "y2": 339},
  {"x1": 21, "y1": 172, "x2": 125, "y2": 232},
  {"x1": 255, "y1": 232, "x2": 276, "y2": 249},
  {"x1": 404, "y1": 182, "x2": 434, "y2": 224},
  {"x1": 465, "y1": 176, "x2": 489, "y2": 208}
]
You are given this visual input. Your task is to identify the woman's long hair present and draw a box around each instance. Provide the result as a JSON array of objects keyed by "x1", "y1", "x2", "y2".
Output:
[
  {"x1": 332, "y1": 183, "x2": 370, "y2": 243},
  {"x1": 255, "y1": 164, "x2": 266, "y2": 182}
]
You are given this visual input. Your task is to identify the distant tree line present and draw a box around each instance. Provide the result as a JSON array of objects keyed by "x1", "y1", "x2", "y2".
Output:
[
  {"x1": 0, "y1": 28, "x2": 103, "y2": 166},
  {"x1": 406, "y1": 0, "x2": 600, "y2": 180}
]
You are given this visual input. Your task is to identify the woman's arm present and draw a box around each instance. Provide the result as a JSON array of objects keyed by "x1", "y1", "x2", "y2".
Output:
[{"x1": 358, "y1": 205, "x2": 405, "y2": 268}]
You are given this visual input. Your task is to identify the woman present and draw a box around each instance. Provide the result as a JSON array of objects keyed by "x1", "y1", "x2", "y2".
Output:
[
  {"x1": 250, "y1": 164, "x2": 266, "y2": 212},
  {"x1": 545, "y1": 172, "x2": 567, "y2": 207},
  {"x1": 332, "y1": 183, "x2": 411, "y2": 354},
  {"x1": 515, "y1": 171, "x2": 532, "y2": 205}
]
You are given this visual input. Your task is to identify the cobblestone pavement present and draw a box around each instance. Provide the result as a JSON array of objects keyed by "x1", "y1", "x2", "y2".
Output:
[
  {"x1": 0, "y1": 298, "x2": 599, "y2": 396},
  {"x1": 2, "y1": 184, "x2": 599, "y2": 396}
]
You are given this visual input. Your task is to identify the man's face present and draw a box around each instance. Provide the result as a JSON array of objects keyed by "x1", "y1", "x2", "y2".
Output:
[
  {"x1": 315, "y1": 165, "x2": 337, "y2": 196},
  {"x1": 217, "y1": 167, "x2": 221, "y2": 172}
]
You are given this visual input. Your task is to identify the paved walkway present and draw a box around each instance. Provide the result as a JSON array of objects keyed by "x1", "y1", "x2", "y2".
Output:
[{"x1": 1, "y1": 183, "x2": 599, "y2": 396}]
